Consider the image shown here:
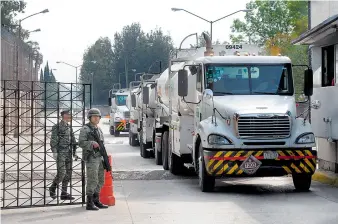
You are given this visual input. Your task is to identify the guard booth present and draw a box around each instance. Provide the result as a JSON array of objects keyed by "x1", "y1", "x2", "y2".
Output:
[
  {"x1": 1, "y1": 81, "x2": 91, "y2": 209},
  {"x1": 292, "y1": 2, "x2": 338, "y2": 173}
]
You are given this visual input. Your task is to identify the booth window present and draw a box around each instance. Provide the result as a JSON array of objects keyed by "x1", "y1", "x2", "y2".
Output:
[{"x1": 321, "y1": 45, "x2": 335, "y2": 87}]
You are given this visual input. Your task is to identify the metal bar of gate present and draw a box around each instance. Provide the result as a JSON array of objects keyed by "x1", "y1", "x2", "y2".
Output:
[
  {"x1": 30, "y1": 81, "x2": 34, "y2": 206},
  {"x1": 16, "y1": 80, "x2": 20, "y2": 207},
  {"x1": 70, "y1": 83, "x2": 73, "y2": 203},
  {"x1": 43, "y1": 81, "x2": 47, "y2": 206},
  {"x1": 81, "y1": 84, "x2": 86, "y2": 205},
  {"x1": 3, "y1": 81, "x2": 6, "y2": 208}
]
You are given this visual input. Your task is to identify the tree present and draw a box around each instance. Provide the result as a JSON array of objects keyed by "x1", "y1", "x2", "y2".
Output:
[
  {"x1": 1, "y1": 1, "x2": 30, "y2": 40},
  {"x1": 79, "y1": 37, "x2": 115, "y2": 105},
  {"x1": 80, "y1": 23, "x2": 174, "y2": 105},
  {"x1": 229, "y1": 0, "x2": 309, "y2": 97},
  {"x1": 39, "y1": 68, "x2": 44, "y2": 82}
]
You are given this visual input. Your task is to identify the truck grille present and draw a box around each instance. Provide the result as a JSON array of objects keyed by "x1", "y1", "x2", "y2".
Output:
[
  {"x1": 237, "y1": 115, "x2": 291, "y2": 139},
  {"x1": 123, "y1": 111, "x2": 130, "y2": 119}
]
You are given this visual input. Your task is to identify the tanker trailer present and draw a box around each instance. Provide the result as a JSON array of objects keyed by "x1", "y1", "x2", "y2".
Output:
[
  {"x1": 137, "y1": 73, "x2": 161, "y2": 158},
  {"x1": 127, "y1": 81, "x2": 141, "y2": 146}
]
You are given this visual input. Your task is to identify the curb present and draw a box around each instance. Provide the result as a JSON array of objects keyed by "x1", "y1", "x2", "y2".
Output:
[{"x1": 312, "y1": 170, "x2": 338, "y2": 187}]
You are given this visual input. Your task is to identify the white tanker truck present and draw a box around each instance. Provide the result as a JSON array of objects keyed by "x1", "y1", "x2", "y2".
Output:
[
  {"x1": 127, "y1": 81, "x2": 141, "y2": 146},
  {"x1": 108, "y1": 83, "x2": 131, "y2": 137},
  {"x1": 131, "y1": 73, "x2": 160, "y2": 159},
  {"x1": 142, "y1": 32, "x2": 317, "y2": 192}
]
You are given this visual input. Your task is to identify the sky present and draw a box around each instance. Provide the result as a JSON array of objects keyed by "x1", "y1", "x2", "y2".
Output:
[{"x1": 22, "y1": 0, "x2": 249, "y2": 83}]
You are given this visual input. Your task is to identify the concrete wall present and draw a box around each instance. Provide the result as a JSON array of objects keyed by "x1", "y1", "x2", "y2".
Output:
[{"x1": 310, "y1": 1, "x2": 338, "y2": 172}]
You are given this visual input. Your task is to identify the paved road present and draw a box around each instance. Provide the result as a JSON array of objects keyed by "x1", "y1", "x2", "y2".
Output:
[{"x1": 2, "y1": 120, "x2": 338, "y2": 224}]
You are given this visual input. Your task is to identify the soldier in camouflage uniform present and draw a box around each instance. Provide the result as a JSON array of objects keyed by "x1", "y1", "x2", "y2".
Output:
[
  {"x1": 79, "y1": 108, "x2": 108, "y2": 210},
  {"x1": 49, "y1": 109, "x2": 77, "y2": 200}
]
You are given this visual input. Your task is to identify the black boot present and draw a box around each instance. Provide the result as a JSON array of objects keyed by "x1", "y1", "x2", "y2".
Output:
[
  {"x1": 86, "y1": 195, "x2": 99, "y2": 211},
  {"x1": 93, "y1": 192, "x2": 108, "y2": 209},
  {"x1": 49, "y1": 182, "x2": 57, "y2": 199},
  {"x1": 60, "y1": 186, "x2": 75, "y2": 200}
]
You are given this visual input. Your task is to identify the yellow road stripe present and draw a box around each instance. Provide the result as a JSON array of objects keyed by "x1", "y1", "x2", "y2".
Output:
[
  {"x1": 300, "y1": 162, "x2": 310, "y2": 173},
  {"x1": 227, "y1": 164, "x2": 238, "y2": 175},
  {"x1": 282, "y1": 166, "x2": 292, "y2": 174},
  {"x1": 291, "y1": 163, "x2": 301, "y2": 173}
]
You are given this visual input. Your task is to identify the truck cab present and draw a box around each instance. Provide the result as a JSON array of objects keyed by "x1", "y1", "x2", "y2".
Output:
[
  {"x1": 108, "y1": 87, "x2": 130, "y2": 137},
  {"x1": 177, "y1": 55, "x2": 317, "y2": 192}
]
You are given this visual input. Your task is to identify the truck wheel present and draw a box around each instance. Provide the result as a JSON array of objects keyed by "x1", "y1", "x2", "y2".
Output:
[
  {"x1": 128, "y1": 132, "x2": 132, "y2": 145},
  {"x1": 162, "y1": 131, "x2": 169, "y2": 170},
  {"x1": 155, "y1": 146, "x2": 162, "y2": 165},
  {"x1": 140, "y1": 131, "x2": 150, "y2": 158},
  {"x1": 198, "y1": 144, "x2": 215, "y2": 192},
  {"x1": 169, "y1": 141, "x2": 184, "y2": 175},
  {"x1": 292, "y1": 174, "x2": 312, "y2": 191},
  {"x1": 114, "y1": 130, "x2": 120, "y2": 137},
  {"x1": 131, "y1": 133, "x2": 138, "y2": 146},
  {"x1": 110, "y1": 126, "x2": 114, "y2": 135}
]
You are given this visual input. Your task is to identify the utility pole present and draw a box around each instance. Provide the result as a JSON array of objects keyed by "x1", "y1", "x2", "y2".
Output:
[{"x1": 124, "y1": 57, "x2": 128, "y2": 89}]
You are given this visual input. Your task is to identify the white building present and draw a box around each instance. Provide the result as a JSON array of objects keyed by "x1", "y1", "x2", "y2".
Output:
[{"x1": 292, "y1": 1, "x2": 338, "y2": 173}]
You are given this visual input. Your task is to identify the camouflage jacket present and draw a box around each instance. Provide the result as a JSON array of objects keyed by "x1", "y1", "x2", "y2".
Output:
[
  {"x1": 50, "y1": 120, "x2": 76, "y2": 153},
  {"x1": 78, "y1": 122, "x2": 104, "y2": 160}
]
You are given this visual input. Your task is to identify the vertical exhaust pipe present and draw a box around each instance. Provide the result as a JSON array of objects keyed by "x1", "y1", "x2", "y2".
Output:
[{"x1": 202, "y1": 32, "x2": 214, "y2": 56}]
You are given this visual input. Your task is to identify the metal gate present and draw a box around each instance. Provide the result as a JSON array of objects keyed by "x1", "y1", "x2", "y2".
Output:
[{"x1": 1, "y1": 80, "x2": 91, "y2": 209}]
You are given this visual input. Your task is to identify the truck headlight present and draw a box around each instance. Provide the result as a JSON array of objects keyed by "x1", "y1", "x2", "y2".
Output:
[
  {"x1": 208, "y1": 134, "x2": 232, "y2": 145},
  {"x1": 114, "y1": 117, "x2": 121, "y2": 121},
  {"x1": 295, "y1": 133, "x2": 315, "y2": 144}
]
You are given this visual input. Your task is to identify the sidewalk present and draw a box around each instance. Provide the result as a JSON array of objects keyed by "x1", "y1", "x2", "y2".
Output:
[{"x1": 312, "y1": 169, "x2": 338, "y2": 187}]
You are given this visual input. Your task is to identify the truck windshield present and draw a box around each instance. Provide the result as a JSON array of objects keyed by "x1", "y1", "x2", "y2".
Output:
[
  {"x1": 115, "y1": 95, "x2": 128, "y2": 106},
  {"x1": 204, "y1": 64, "x2": 294, "y2": 96}
]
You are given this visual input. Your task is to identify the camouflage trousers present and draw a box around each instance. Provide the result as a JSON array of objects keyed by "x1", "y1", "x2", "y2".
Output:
[
  {"x1": 85, "y1": 154, "x2": 104, "y2": 195},
  {"x1": 53, "y1": 151, "x2": 72, "y2": 186}
]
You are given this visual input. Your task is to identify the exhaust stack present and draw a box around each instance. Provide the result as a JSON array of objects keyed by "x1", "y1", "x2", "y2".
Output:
[{"x1": 202, "y1": 32, "x2": 214, "y2": 56}]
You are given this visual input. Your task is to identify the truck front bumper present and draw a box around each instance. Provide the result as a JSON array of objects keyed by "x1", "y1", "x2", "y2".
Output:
[
  {"x1": 114, "y1": 121, "x2": 130, "y2": 132},
  {"x1": 203, "y1": 148, "x2": 317, "y2": 177}
]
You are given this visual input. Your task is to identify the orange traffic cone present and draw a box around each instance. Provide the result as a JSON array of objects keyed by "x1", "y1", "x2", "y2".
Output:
[{"x1": 100, "y1": 155, "x2": 115, "y2": 206}]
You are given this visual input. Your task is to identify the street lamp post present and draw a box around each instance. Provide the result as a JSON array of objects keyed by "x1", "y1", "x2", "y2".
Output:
[
  {"x1": 118, "y1": 69, "x2": 136, "y2": 88},
  {"x1": 56, "y1": 61, "x2": 82, "y2": 84},
  {"x1": 171, "y1": 8, "x2": 251, "y2": 41},
  {"x1": 16, "y1": 9, "x2": 49, "y2": 81},
  {"x1": 13, "y1": 9, "x2": 48, "y2": 138},
  {"x1": 27, "y1": 28, "x2": 41, "y2": 34}
]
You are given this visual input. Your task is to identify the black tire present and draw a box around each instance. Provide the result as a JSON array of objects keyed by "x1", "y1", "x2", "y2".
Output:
[
  {"x1": 131, "y1": 133, "x2": 138, "y2": 146},
  {"x1": 140, "y1": 131, "x2": 150, "y2": 158},
  {"x1": 155, "y1": 143, "x2": 163, "y2": 165},
  {"x1": 114, "y1": 130, "x2": 120, "y2": 137},
  {"x1": 292, "y1": 174, "x2": 312, "y2": 191},
  {"x1": 109, "y1": 126, "x2": 114, "y2": 135},
  {"x1": 162, "y1": 131, "x2": 169, "y2": 170},
  {"x1": 198, "y1": 144, "x2": 215, "y2": 192},
  {"x1": 169, "y1": 139, "x2": 184, "y2": 175}
]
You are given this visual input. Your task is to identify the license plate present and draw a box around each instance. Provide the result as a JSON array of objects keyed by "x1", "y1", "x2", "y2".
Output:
[{"x1": 263, "y1": 151, "x2": 279, "y2": 160}]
